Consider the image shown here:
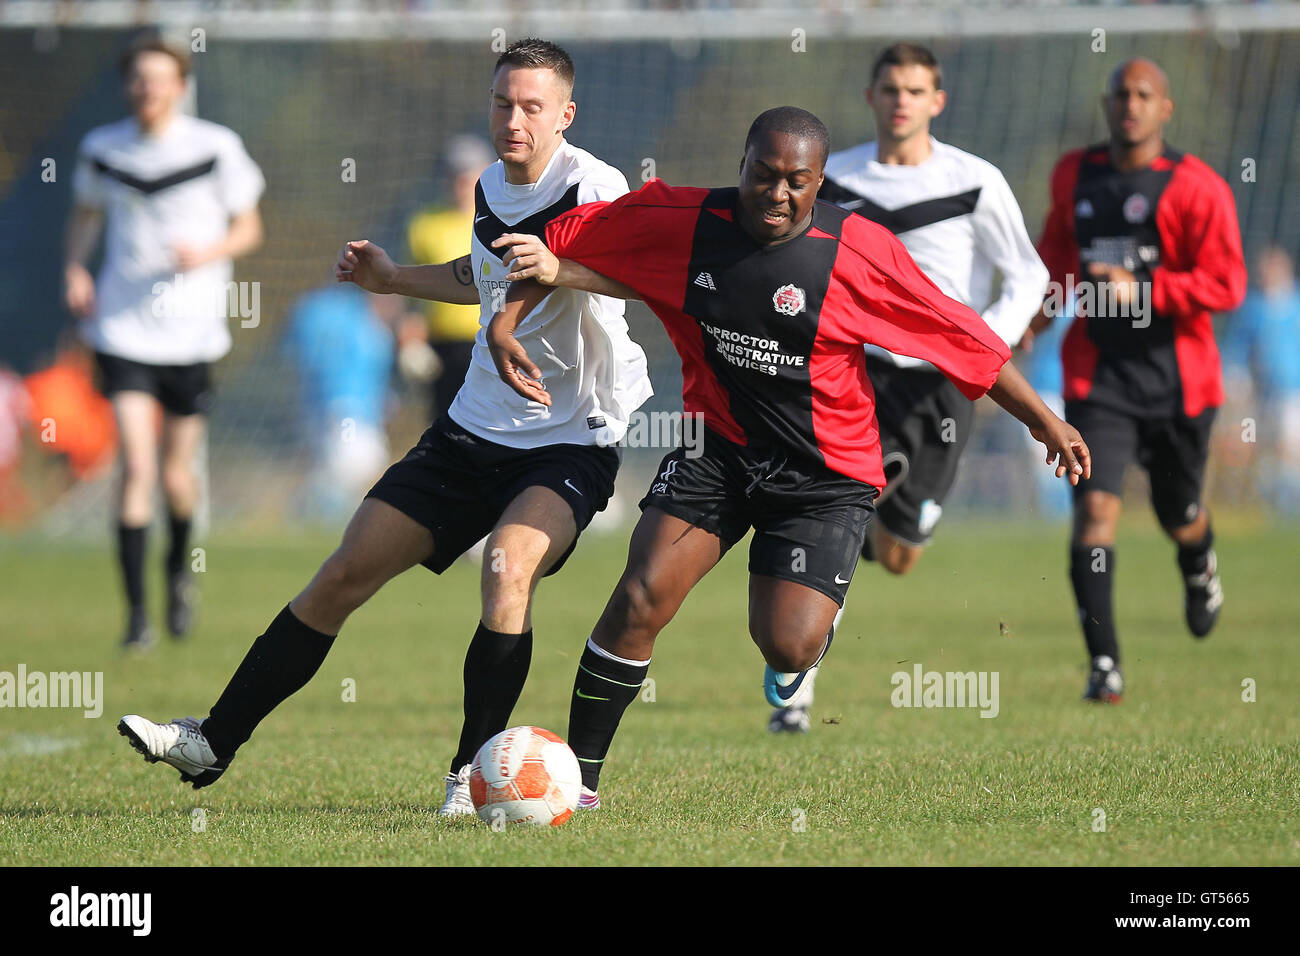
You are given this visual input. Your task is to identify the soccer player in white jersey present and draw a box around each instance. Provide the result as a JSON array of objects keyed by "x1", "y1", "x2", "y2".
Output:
[
  {"x1": 64, "y1": 36, "x2": 265, "y2": 650},
  {"x1": 763, "y1": 43, "x2": 1050, "y2": 731},
  {"x1": 118, "y1": 39, "x2": 651, "y2": 816}
]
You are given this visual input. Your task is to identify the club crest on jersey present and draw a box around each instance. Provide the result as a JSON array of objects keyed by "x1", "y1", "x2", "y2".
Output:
[
  {"x1": 1075, "y1": 198, "x2": 1094, "y2": 218},
  {"x1": 772, "y1": 283, "x2": 806, "y2": 316},
  {"x1": 1123, "y1": 193, "x2": 1149, "y2": 224}
]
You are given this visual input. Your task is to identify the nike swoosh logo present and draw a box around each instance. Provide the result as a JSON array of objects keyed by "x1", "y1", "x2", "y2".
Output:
[
  {"x1": 474, "y1": 214, "x2": 489, "y2": 223},
  {"x1": 172, "y1": 742, "x2": 210, "y2": 768},
  {"x1": 834, "y1": 574, "x2": 850, "y2": 585},
  {"x1": 575, "y1": 689, "x2": 609, "y2": 701},
  {"x1": 770, "y1": 671, "x2": 807, "y2": 702},
  {"x1": 564, "y1": 479, "x2": 583, "y2": 496}
]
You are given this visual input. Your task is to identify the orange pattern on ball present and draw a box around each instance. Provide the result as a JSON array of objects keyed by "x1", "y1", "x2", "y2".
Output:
[{"x1": 514, "y1": 759, "x2": 552, "y2": 799}]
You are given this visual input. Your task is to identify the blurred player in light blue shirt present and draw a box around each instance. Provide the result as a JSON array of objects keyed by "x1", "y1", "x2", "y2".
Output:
[
  {"x1": 1221, "y1": 245, "x2": 1300, "y2": 513},
  {"x1": 1020, "y1": 298, "x2": 1070, "y2": 519},
  {"x1": 284, "y1": 284, "x2": 396, "y2": 519}
]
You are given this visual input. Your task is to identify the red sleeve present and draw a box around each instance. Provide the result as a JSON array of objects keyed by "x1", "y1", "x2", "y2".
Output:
[
  {"x1": 545, "y1": 178, "x2": 709, "y2": 308},
  {"x1": 1036, "y1": 150, "x2": 1083, "y2": 292},
  {"x1": 828, "y1": 215, "x2": 1011, "y2": 400},
  {"x1": 1151, "y1": 158, "x2": 1248, "y2": 318}
]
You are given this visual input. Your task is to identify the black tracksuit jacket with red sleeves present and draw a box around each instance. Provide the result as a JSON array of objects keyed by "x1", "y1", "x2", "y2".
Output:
[{"x1": 1037, "y1": 144, "x2": 1247, "y2": 419}]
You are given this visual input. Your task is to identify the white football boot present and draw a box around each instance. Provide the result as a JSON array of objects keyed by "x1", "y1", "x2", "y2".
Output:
[
  {"x1": 439, "y1": 765, "x2": 476, "y2": 817},
  {"x1": 118, "y1": 715, "x2": 229, "y2": 789}
]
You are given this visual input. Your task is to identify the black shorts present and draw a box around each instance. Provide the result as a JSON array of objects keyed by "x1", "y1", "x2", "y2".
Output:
[
  {"x1": 866, "y1": 354, "x2": 973, "y2": 548},
  {"x1": 639, "y1": 428, "x2": 878, "y2": 606},
  {"x1": 94, "y1": 351, "x2": 214, "y2": 416},
  {"x1": 1065, "y1": 400, "x2": 1216, "y2": 528},
  {"x1": 366, "y1": 414, "x2": 620, "y2": 574}
]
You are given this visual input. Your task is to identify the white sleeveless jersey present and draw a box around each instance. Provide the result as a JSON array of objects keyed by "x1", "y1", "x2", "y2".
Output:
[
  {"x1": 72, "y1": 114, "x2": 265, "y2": 364},
  {"x1": 449, "y1": 139, "x2": 653, "y2": 448},
  {"x1": 822, "y1": 137, "x2": 1047, "y2": 371}
]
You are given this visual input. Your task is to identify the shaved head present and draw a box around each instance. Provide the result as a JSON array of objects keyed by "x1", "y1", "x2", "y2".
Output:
[
  {"x1": 1102, "y1": 56, "x2": 1173, "y2": 157},
  {"x1": 1108, "y1": 58, "x2": 1169, "y2": 98}
]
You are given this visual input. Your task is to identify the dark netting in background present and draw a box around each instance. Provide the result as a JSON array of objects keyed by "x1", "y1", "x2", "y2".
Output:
[{"x1": 3, "y1": 27, "x2": 1296, "y2": 523}]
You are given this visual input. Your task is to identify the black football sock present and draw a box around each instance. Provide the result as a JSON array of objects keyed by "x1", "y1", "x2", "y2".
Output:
[
  {"x1": 201, "y1": 604, "x2": 336, "y2": 761},
  {"x1": 567, "y1": 641, "x2": 649, "y2": 792},
  {"x1": 1177, "y1": 524, "x2": 1214, "y2": 578},
  {"x1": 117, "y1": 523, "x2": 147, "y2": 612},
  {"x1": 166, "y1": 510, "x2": 192, "y2": 578},
  {"x1": 450, "y1": 624, "x2": 533, "y2": 773},
  {"x1": 1070, "y1": 544, "x2": 1119, "y2": 666}
]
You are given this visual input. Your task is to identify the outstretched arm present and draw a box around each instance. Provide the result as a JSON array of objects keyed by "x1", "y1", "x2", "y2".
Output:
[
  {"x1": 335, "y1": 240, "x2": 480, "y2": 305},
  {"x1": 492, "y1": 233, "x2": 641, "y2": 300},
  {"x1": 987, "y1": 360, "x2": 1090, "y2": 484}
]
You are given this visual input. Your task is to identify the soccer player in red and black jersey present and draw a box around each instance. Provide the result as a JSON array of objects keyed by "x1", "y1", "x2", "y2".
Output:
[
  {"x1": 490, "y1": 108, "x2": 1088, "y2": 804},
  {"x1": 1031, "y1": 58, "x2": 1247, "y2": 702}
]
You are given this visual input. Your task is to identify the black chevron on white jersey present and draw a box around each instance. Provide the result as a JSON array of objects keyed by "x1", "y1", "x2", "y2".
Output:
[
  {"x1": 820, "y1": 178, "x2": 981, "y2": 236},
  {"x1": 474, "y1": 180, "x2": 582, "y2": 251},
  {"x1": 91, "y1": 157, "x2": 217, "y2": 195}
]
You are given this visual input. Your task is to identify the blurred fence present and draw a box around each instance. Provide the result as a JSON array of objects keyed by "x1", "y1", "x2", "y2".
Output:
[{"x1": 2, "y1": 7, "x2": 1297, "y2": 528}]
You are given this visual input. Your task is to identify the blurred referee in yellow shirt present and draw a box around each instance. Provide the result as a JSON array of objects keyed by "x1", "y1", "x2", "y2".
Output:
[{"x1": 407, "y1": 136, "x2": 495, "y2": 418}]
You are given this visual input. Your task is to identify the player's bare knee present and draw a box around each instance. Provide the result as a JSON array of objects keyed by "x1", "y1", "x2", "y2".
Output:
[
  {"x1": 481, "y1": 559, "x2": 537, "y2": 624},
  {"x1": 1162, "y1": 507, "x2": 1208, "y2": 545},
  {"x1": 482, "y1": 539, "x2": 543, "y2": 585},
  {"x1": 1073, "y1": 497, "x2": 1118, "y2": 545},
  {"x1": 120, "y1": 454, "x2": 157, "y2": 490},
  {"x1": 879, "y1": 544, "x2": 920, "y2": 576},
  {"x1": 611, "y1": 574, "x2": 651, "y2": 626},
  {"x1": 611, "y1": 571, "x2": 669, "y2": 637},
  {"x1": 310, "y1": 550, "x2": 373, "y2": 615},
  {"x1": 751, "y1": 620, "x2": 821, "y2": 672},
  {"x1": 1075, "y1": 521, "x2": 1116, "y2": 547},
  {"x1": 761, "y1": 638, "x2": 818, "y2": 674},
  {"x1": 161, "y1": 463, "x2": 195, "y2": 503}
]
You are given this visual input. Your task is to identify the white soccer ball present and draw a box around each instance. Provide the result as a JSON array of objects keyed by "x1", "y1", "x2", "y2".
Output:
[{"x1": 469, "y1": 726, "x2": 582, "y2": 827}]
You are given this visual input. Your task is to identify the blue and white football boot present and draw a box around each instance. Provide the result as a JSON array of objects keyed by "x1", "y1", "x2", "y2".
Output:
[{"x1": 764, "y1": 610, "x2": 838, "y2": 724}]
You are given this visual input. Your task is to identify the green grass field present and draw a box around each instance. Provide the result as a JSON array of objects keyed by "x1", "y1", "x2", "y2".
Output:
[{"x1": 1, "y1": 514, "x2": 1296, "y2": 866}]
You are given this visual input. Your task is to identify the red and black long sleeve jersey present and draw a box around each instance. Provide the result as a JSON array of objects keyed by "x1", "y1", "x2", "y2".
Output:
[
  {"x1": 545, "y1": 179, "x2": 1010, "y2": 488},
  {"x1": 1037, "y1": 144, "x2": 1247, "y2": 418}
]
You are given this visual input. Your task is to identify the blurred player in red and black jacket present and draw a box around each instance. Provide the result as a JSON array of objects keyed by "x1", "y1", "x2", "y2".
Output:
[{"x1": 1033, "y1": 58, "x2": 1247, "y2": 702}]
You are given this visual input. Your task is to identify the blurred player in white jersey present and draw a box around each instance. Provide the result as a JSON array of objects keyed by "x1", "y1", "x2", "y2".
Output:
[
  {"x1": 64, "y1": 35, "x2": 265, "y2": 650},
  {"x1": 118, "y1": 40, "x2": 651, "y2": 817},
  {"x1": 764, "y1": 42, "x2": 1049, "y2": 731}
]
